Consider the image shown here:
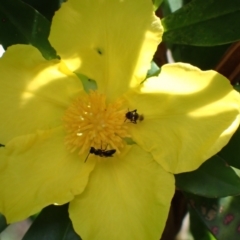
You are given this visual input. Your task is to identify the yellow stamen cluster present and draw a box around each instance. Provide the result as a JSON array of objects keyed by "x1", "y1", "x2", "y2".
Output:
[{"x1": 63, "y1": 91, "x2": 129, "y2": 154}]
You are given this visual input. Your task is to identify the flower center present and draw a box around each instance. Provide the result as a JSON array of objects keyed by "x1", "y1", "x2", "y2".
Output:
[{"x1": 63, "y1": 91, "x2": 129, "y2": 155}]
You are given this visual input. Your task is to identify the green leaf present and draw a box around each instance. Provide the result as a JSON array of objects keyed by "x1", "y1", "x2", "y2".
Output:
[
  {"x1": 233, "y1": 84, "x2": 240, "y2": 93},
  {"x1": 146, "y1": 61, "x2": 160, "y2": 78},
  {"x1": 175, "y1": 155, "x2": 240, "y2": 197},
  {"x1": 162, "y1": 0, "x2": 240, "y2": 46},
  {"x1": 186, "y1": 193, "x2": 240, "y2": 240},
  {"x1": 153, "y1": 0, "x2": 163, "y2": 10},
  {"x1": 74, "y1": 72, "x2": 97, "y2": 93},
  {"x1": 217, "y1": 126, "x2": 240, "y2": 169},
  {"x1": 0, "y1": 213, "x2": 7, "y2": 233},
  {"x1": 0, "y1": 0, "x2": 57, "y2": 59},
  {"x1": 22, "y1": 204, "x2": 81, "y2": 240},
  {"x1": 168, "y1": 43, "x2": 230, "y2": 70},
  {"x1": 189, "y1": 209, "x2": 216, "y2": 240},
  {"x1": 21, "y1": 0, "x2": 64, "y2": 21},
  {"x1": 161, "y1": 0, "x2": 184, "y2": 14}
]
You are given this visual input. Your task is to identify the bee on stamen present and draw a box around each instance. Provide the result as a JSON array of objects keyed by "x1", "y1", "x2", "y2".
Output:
[
  {"x1": 84, "y1": 145, "x2": 116, "y2": 162},
  {"x1": 125, "y1": 109, "x2": 144, "y2": 124}
]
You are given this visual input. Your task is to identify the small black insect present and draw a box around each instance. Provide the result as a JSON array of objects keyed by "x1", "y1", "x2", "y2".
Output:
[
  {"x1": 125, "y1": 109, "x2": 144, "y2": 124},
  {"x1": 84, "y1": 146, "x2": 116, "y2": 162},
  {"x1": 0, "y1": 143, "x2": 5, "y2": 147}
]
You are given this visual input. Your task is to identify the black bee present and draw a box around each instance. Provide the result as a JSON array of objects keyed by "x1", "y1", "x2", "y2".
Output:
[
  {"x1": 0, "y1": 143, "x2": 5, "y2": 147},
  {"x1": 125, "y1": 109, "x2": 144, "y2": 124},
  {"x1": 84, "y1": 146, "x2": 116, "y2": 162}
]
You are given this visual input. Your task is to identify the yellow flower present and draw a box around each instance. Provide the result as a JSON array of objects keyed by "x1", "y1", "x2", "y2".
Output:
[{"x1": 0, "y1": 0, "x2": 240, "y2": 239}]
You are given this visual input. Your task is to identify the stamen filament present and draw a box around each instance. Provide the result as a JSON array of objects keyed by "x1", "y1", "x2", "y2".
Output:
[{"x1": 63, "y1": 91, "x2": 129, "y2": 155}]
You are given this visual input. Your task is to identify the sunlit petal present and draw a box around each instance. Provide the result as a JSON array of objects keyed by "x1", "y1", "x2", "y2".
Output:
[
  {"x1": 50, "y1": 0, "x2": 163, "y2": 100},
  {"x1": 0, "y1": 127, "x2": 95, "y2": 222},
  {"x1": 69, "y1": 145, "x2": 174, "y2": 240},
  {"x1": 124, "y1": 63, "x2": 240, "y2": 173},
  {"x1": 0, "y1": 45, "x2": 83, "y2": 143}
]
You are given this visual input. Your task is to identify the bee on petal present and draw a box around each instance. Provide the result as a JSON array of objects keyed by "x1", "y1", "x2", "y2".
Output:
[{"x1": 125, "y1": 109, "x2": 144, "y2": 124}]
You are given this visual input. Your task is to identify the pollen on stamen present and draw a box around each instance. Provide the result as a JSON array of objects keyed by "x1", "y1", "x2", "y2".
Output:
[{"x1": 63, "y1": 90, "x2": 130, "y2": 155}]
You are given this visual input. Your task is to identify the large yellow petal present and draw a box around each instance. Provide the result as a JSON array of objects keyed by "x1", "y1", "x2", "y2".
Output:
[
  {"x1": 69, "y1": 145, "x2": 174, "y2": 240},
  {"x1": 0, "y1": 127, "x2": 95, "y2": 222},
  {"x1": 124, "y1": 63, "x2": 240, "y2": 173},
  {"x1": 49, "y1": 0, "x2": 162, "y2": 100},
  {"x1": 0, "y1": 45, "x2": 83, "y2": 143}
]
